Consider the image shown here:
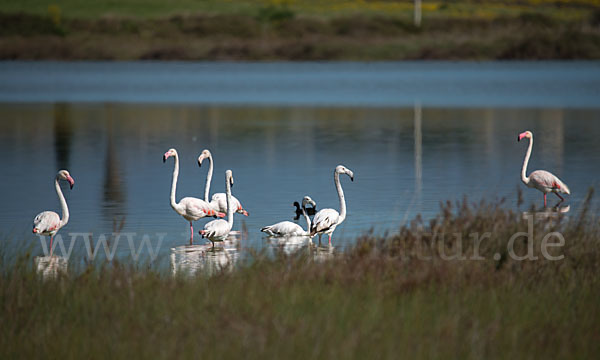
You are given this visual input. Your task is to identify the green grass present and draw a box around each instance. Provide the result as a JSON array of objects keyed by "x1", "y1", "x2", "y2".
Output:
[{"x1": 2, "y1": 192, "x2": 600, "y2": 358}]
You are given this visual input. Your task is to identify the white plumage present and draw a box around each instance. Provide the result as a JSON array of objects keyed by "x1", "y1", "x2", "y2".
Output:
[
  {"x1": 164, "y1": 148, "x2": 225, "y2": 245},
  {"x1": 518, "y1": 131, "x2": 570, "y2": 207},
  {"x1": 32, "y1": 170, "x2": 75, "y2": 255},
  {"x1": 198, "y1": 149, "x2": 249, "y2": 216},
  {"x1": 310, "y1": 165, "x2": 354, "y2": 246},
  {"x1": 200, "y1": 170, "x2": 236, "y2": 246},
  {"x1": 261, "y1": 196, "x2": 316, "y2": 237}
]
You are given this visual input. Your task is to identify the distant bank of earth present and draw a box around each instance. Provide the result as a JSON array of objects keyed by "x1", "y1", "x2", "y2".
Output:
[{"x1": 1, "y1": 11, "x2": 600, "y2": 60}]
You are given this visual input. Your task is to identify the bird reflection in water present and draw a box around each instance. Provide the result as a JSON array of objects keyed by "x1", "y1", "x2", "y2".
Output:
[
  {"x1": 170, "y1": 235, "x2": 240, "y2": 277},
  {"x1": 34, "y1": 255, "x2": 68, "y2": 279},
  {"x1": 267, "y1": 236, "x2": 311, "y2": 256}
]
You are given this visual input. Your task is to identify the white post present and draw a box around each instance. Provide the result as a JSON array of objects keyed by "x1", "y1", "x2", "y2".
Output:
[{"x1": 414, "y1": 0, "x2": 422, "y2": 27}]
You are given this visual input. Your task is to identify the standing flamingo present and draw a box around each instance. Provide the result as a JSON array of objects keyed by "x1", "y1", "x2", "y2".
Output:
[
  {"x1": 261, "y1": 196, "x2": 317, "y2": 237},
  {"x1": 518, "y1": 130, "x2": 570, "y2": 207},
  {"x1": 32, "y1": 170, "x2": 75, "y2": 256},
  {"x1": 197, "y1": 149, "x2": 249, "y2": 216},
  {"x1": 199, "y1": 170, "x2": 235, "y2": 246},
  {"x1": 163, "y1": 148, "x2": 225, "y2": 245},
  {"x1": 310, "y1": 165, "x2": 354, "y2": 246}
]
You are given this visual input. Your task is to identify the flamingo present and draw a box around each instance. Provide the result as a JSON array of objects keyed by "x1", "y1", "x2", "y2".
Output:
[
  {"x1": 261, "y1": 196, "x2": 317, "y2": 237},
  {"x1": 199, "y1": 170, "x2": 236, "y2": 246},
  {"x1": 32, "y1": 170, "x2": 75, "y2": 256},
  {"x1": 310, "y1": 165, "x2": 354, "y2": 246},
  {"x1": 163, "y1": 148, "x2": 225, "y2": 245},
  {"x1": 293, "y1": 199, "x2": 317, "y2": 220},
  {"x1": 197, "y1": 149, "x2": 249, "y2": 216},
  {"x1": 518, "y1": 130, "x2": 570, "y2": 207}
]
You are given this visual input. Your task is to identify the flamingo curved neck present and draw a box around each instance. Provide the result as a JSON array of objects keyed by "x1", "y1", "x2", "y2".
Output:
[
  {"x1": 169, "y1": 154, "x2": 182, "y2": 213},
  {"x1": 302, "y1": 204, "x2": 311, "y2": 233},
  {"x1": 225, "y1": 176, "x2": 234, "y2": 229},
  {"x1": 55, "y1": 177, "x2": 69, "y2": 227},
  {"x1": 204, "y1": 154, "x2": 213, "y2": 202},
  {"x1": 521, "y1": 136, "x2": 533, "y2": 185},
  {"x1": 335, "y1": 172, "x2": 347, "y2": 224}
]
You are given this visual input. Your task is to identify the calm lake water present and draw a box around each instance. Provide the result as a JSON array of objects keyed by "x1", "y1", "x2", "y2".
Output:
[{"x1": 1, "y1": 61, "x2": 599, "y2": 273}]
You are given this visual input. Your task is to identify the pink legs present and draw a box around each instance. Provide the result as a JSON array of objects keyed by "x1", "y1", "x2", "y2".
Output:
[
  {"x1": 328, "y1": 234, "x2": 332, "y2": 247},
  {"x1": 555, "y1": 193, "x2": 565, "y2": 202},
  {"x1": 544, "y1": 194, "x2": 547, "y2": 207},
  {"x1": 189, "y1": 222, "x2": 194, "y2": 245},
  {"x1": 50, "y1": 236, "x2": 54, "y2": 256}
]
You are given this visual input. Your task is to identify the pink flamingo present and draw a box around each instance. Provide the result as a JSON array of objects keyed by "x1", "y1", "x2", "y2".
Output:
[
  {"x1": 518, "y1": 130, "x2": 570, "y2": 207},
  {"x1": 163, "y1": 148, "x2": 225, "y2": 245},
  {"x1": 32, "y1": 170, "x2": 75, "y2": 256},
  {"x1": 199, "y1": 169, "x2": 235, "y2": 246}
]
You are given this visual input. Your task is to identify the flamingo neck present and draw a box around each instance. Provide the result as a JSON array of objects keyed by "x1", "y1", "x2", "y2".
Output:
[
  {"x1": 204, "y1": 154, "x2": 213, "y2": 202},
  {"x1": 302, "y1": 204, "x2": 311, "y2": 233},
  {"x1": 521, "y1": 136, "x2": 533, "y2": 185},
  {"x1": 335, "y1": 171, "x2": 347, "y2": 224},
  {"x1": 55, "y1": 177, "x2": 69, "y2": 227},
  {"x1": 170, "y1": 154, "x2": 181, "y2": 212},
  {"x1": 225, "y1": 176, "x2": 234, "y2": 229}
]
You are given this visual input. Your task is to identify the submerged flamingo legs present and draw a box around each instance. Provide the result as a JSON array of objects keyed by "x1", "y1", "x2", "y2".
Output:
[{"x1": 189, "y1": 222, "x2": 194, "y2": 245}]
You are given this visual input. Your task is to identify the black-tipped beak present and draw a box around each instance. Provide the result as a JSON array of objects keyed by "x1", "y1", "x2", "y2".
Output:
[
  {"x1": 198, "y1": 162, "x2": 202, "y2": 167},
  {"x1": 350, "y1": 176, "x2": 354, "y2": 182},
  {"x1": 517, "y1": 136, "x2": 520, "y2": 142},
  {"x1": 163, "y1": 155, "x2": 166, "y2": 163},
  {"x1": 70, "y1": 183, "x2": 74, "y2": 190}
]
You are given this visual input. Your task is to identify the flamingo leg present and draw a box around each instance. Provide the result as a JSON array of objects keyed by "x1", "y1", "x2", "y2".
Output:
[
  {"x1": 555, "y1": 193, "x2": 565, "y2": 202},
  {"x1": 318, "y1": 234, "x2": 322, "y2": 247},
  {"x1": 189, "y1": 222, "x2": 194, "y2": 245},
  {"x1": 50, "y1": 236, "x2": 54, "y2": 256},
  {"x1": 328, "y1": 234, "x2": 332, "y2": 247},
  {"x1": 544, "y1": 194, "x2": 547, "y2": 207}
]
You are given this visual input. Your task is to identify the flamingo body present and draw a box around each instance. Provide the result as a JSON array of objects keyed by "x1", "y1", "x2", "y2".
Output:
[
  {"x1": 164, "y1": 148, "x2": 225, "y2": 245},
  {"x1": 310, "y1": 165, "x2": 354, "y2": 246},
  {"x1": 33, "y1": 211, "x2": 61, "y2": 236},
  {"x1": 201, "y1": 170, "x2": 235, "y2": 245},
  {"x1": 198, "y1": 149, "x2": 249, "y2": 216},
  {"x1": 262, "y1": 196, "x2": 316, "y2": 237},
  {"x1": 32, "y1": 170, "x2": 75, "y2": 255},
  {"x1": 518, "y1": 131, "x2": 570, "y2": 207}
]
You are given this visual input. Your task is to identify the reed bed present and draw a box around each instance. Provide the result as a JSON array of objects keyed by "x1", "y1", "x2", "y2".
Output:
[{"x1": 1, "y1": 192, "x2": 599, "y2": 359}]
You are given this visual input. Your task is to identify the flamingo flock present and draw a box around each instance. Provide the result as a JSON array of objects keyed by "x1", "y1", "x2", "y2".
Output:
[{"x1": 32, "y1": 130, "x2": 570, "y2": 252}]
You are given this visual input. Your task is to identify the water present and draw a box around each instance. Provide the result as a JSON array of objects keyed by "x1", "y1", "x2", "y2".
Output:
[{"x1": 1, "y1": 61, "x2": 599, "y2": 273}]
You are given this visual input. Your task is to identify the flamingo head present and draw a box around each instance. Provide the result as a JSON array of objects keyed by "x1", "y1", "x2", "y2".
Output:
[
  {"x1": 302, "y1": 196, "x2": 316, "y2": 208},
  {"x1": 335, "y1": 165, "x2": 354, "y2": 181},
  {"x1": 197, "y1": 149, "x2": 212, "y2": 167},
  {"x1": 518, "y1": 131, "x2": 532, "y2": 142},
  {"x1": 163, "y1": 148, "x2": 177, "y2": 163},
  {"x1": 57, "y1": 169, "x2": 75, "y2": 189}
]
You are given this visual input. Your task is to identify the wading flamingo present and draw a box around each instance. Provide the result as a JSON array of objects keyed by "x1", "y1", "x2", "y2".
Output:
[
  {"x1": 518, "y1": 130, "x2": 570, "y2": 207},
  {"x1": 310, "y1": 165, "x2": 354, "y2": 246},
  {"x1": 163, "y1": 148, "x2": 225, "y2": 245},
  {"x1": 199, "y1": 170, "x2": 235, "y2": 246},
  {"x1": 198, "y1": 149, "x2": 249, "y2": 216},
  {"x1": 32, "y1": 170, "x2": 75, "y2": 256},
  {"x1": 261, "y1": 196, "x2": 317, "y2": 237}
]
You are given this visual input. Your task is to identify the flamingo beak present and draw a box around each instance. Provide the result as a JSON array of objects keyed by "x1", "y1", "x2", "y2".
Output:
[
  {"x1": 163, "y1": 152, "x2": 170, "y2": 163},
  {"x1": 242, "y1": 210, "x2": 249, "y2": 216},
  {"x1": 198, "y1": 156, "x2": 204, "y2": 167},
  {"x1": 518, "y1": 132, "x2": 527, "y2": 142},
  {"x1": 67, "y1": 176, "x2": 75, "y2": 189}
]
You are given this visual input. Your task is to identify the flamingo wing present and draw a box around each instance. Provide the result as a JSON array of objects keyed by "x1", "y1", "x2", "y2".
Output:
[
  {"x1": 201, "y1": 219, "x2": 231, "y2": 240},
  {"x1": 210, "y1": 193, "x2": 247, "y2": 215},
  {"x1": 310, "y1": 209, "x2": 340, "y2": 236},
  {"x1": 261, "y1": 221, "x2": 305, "y2": 237},
  {"x1": 33, "y1": 211, "x2": 61, "y2": 234},
  {"x1": 180, "y1": 197, "x2": 221, "y2": 220},
  {"x1": 529, "y1": 170, "x2": 570, "y2": 194}
]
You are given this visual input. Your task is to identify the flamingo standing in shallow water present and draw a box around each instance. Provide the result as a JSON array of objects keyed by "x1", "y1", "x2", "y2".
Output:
[
  {"x1": 163, "y1": 148, "x2": 225, "y2": 245},
  {"x1": 199, "y1": 170, "x2": 235, "y2": 246},
  {"x1": 32, "y1": 170, "x2": 75, "y2": 256},
  {"x1": 310, "y1": 165, "x2": 354, "y2": 246},
  {"x1": 518, "y1": 130, "x2": 570, "y2": 207},
  {"x1": 197, "y1": 149, "x2": 249, "y2": 216},
  {"x1": 261, "y1": 196, "x2": 317, "y2": 237}
]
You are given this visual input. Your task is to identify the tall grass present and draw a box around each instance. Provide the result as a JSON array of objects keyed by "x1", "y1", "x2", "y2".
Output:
[{"x1": 1, "y1": 194, "x2": 599, "y2": 358}]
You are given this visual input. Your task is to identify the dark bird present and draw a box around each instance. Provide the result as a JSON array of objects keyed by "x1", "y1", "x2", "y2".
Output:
[{"x1": 293, "y1": 201, "x2": 316, "y2": 220}]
